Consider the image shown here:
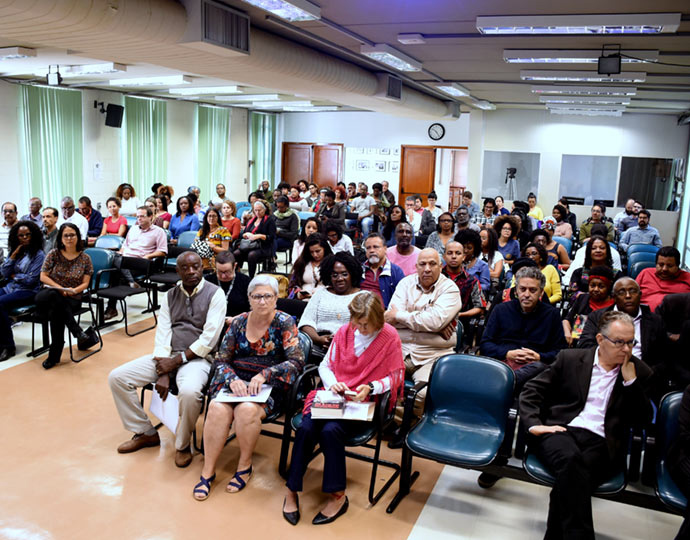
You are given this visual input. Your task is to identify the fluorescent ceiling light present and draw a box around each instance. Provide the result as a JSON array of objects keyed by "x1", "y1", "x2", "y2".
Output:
[
  {"x1": 547, "y1": 103, "x2": 626, "y2": 112},
  {"x1": 169, "y1": 85, "x2": 240, "y2": 95},
  {"x1": 109, "y1": 75, "x2": 192, "y2": 87},
  {"x1": 283, "y1": 106, "x2": 339, "y2": 112},
  {"x1": 240, "y1": 0, "x2": 320, "y2": 21},
  {"x1": 504, "y1": 49, "x2": 658, "y2": 63},
  {"x1": 550, "y1": 108, "x2": 623, "y2": 117},
  {"x1": 213, "y1": 94, "x2": 280, "y2": 102},
  {"x1": 431, "y1": 82, "x2": 470, "y2": 98},
  {"x1": 360, "y1": 44, "x2": 423, "y2": 72},
  {"x1": 59, "y1": 63, "x2": 127, "y2": 77},
  {"x1": 521, "y1": 70, "x2": 646, "y2": 83},
  {"x1": 531, "y1": 85, "x2": 636, "y2": 96},
  {"x1": 0, "y1": 46, "x2": 37, "y2": 60},
  {"x1": 253, "y1": 100, "x2": 312, "y2": 107},
  {"x1": 473, "y1": 100, "x2": 496, "y2": 111},
  {"x1": 397, "y1": 33, "x2": 426, "y2": 45},
  {"x1": 539, "y1": 96, "x2": 631, "y2": 105},
  {"x1": 477, "y1": 13, "x2": 680, "y2": 34}
]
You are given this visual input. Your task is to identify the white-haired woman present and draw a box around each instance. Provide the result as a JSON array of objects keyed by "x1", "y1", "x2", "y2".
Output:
[{"x1": 192, "y1": 275, "x2": 305, "y2": 501}]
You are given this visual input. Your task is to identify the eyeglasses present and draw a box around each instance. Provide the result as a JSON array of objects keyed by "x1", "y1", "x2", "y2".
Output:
[
  {"x1": 62, "y1": 206, "x2": 74, "y2": 210},
  {"x1": 613, "y1": 288, "x2": 639, "y2": 297},
  {"x1": 439, "y1": 219, "x2": 453, "y2": 223},
  {"x1": 250, "y1": 293, "x2": 276, "y2": 302},
  {"x1": 62, "y1": 234, "x2": 77, "y2": 239},
  {"x1": 601, "y1": 334, "x2": 637, "y2": 349}
]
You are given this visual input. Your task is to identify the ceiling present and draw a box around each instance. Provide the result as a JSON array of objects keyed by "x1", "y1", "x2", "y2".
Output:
[{"x1": 0, "y1": 0, "x2": 688, "y2": 117}]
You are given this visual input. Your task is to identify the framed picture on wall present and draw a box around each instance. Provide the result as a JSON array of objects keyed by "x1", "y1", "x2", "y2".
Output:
[
  {"x1": 380, "y1": 148, "x2": 390, "y2": 155},
  {"x1": 374, "y1": 161, "x2": 386, "y2": 172},
  {"x1": 390, "y1": 161, "x2": 399, "y2": 172},
  {"x1": 356, "y1": 160, "x2": 370, "y2": 171},
  {"x1": 366, "y1": 148, "x2": 376, "y2": 154},
  {"x1": 393, "y1": 147, "x2": 400, "y2": 156}
]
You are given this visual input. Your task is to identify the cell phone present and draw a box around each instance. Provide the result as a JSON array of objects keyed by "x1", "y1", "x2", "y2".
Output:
[{"x1": 344, "y1": 390, "x2": 357, "y2": 397}]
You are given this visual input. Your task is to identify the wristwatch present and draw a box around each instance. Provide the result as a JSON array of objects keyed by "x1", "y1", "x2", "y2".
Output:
[
  {"x1": 179, "y1": 351, "x2": 188, "y2": 364},
  {"x1": 367, "y1": 382, "x2": 375, "y2": 394}
]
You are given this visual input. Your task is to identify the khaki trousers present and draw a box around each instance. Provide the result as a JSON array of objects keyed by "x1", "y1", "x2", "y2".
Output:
[
  {"x1": 108, "y1": 354, "x2": 211, "y2": 450},
  {"x1": 394, "y1": 356, "x2": 435, "y2": 423}
]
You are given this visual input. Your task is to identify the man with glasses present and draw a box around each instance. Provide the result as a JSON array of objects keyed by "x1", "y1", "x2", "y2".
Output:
[
  {"x1": 109, "y1": 251, "x2": 226, "y2": 468},
  {"x1": 57, "y1": 196, "x2": 88, "y2": 240},
  {"x1": 472, "y1": 198, "x2": 497, "y2": 227},
  {"x1": 1, "y1": 202, "x2": 18, "y2": 258},
  {"x1": 520, "y1": 311, "x2": 652, "y2": 540},
  {"x1": 579, "y1": 277, "x2": 668, "y2": 400},
  {"x1": 204, "y1": 250, "x2": 250, "y2": 327}
]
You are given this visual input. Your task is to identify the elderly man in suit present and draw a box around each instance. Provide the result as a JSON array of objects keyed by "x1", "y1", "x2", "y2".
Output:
[{"x1": 520, "y1": 311, "x2": 653, "y2": 540}]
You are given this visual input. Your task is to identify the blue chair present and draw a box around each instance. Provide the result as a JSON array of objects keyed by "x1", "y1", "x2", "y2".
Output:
[
  {"x1": 627, "y1": 244, "x2": 659, "y2": 257},
  {"x1": 165, "y1": 230, "x2": 198, "y2": 270},
  {"x1": 94, "y1": 234, "x2": 124, "y2": 250},
  {"x1": 238, "y1": 207, "x2": 251, "y2": 220},
  {"x1": 125, "y1": 216, "x2": 137, "y2": 228},
  {"x1": 387, "y1": 354, "x2": 514, "y2": 513},
  {"x1": 236, "y1": 201, "x2": 250, "y2": 211},
  {"x1": 177, "y1": 230, "x2": 198, "y2": 249},
  {"x1": 552, "y1": 236, "x2": 573, "y2": 257},
  {"x1": 523, "y1": 453, "x2": 626, "y2": 495},
  {"x1": 630, "y1": 261, "x2": 655, "y2": 280},
  {"x1": 297, "y1": 211, "x2": 316, "y2": 222},
  {"x1": 627, "y1": 251, "x2": 656, "y2": 272},
  {"x1": 656, "y1": 391, "x2": 688, "y2": 513}
]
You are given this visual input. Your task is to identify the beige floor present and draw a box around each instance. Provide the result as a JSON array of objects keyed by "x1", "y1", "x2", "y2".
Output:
[{"x1": 0, "y1": 315, "x2": 443, "y2": 540}]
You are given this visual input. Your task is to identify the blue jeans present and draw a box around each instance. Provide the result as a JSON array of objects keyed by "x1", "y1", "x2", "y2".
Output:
[
  {"x1": 361, "y1": 216, "x2": 374, "y2": 237},
  {"x1": 0, "y1": 288, "x2": 37, "y2": 349}
]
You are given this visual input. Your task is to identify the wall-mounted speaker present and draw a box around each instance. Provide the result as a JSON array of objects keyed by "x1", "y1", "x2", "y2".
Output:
[{"x1": 105, "y1": 104, "x2": 124, "y2": 128}]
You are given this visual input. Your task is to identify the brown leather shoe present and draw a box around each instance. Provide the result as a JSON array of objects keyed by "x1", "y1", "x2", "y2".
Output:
[
  {"x1": 175, "y1": 447, "x2": 193, "y2": 468},
  {"x1": 117, "y1": 432, "x2": 160, "y2": 454}
]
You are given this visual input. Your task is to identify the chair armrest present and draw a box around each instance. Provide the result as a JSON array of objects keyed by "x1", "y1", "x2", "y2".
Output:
[
  {"x1": 285, "y1": 364, "x2": 319, "y2": 417},
  {"x1": 94, "y1": 267, "x2": 119, "y2": 293}
]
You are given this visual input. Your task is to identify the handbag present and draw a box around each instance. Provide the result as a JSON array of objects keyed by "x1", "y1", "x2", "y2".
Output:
[
  {"x1": 190, "y1": 238, "x2": 215, "y2": 259},
  {"x1": 238, "y1": 238, "x2": 260, "y2": 252}
]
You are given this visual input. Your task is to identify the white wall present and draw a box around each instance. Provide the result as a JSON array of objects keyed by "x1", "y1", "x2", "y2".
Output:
[
  {"x1": 282, "y1": 111, "x2": 470, "y2": 199},
  {"x1": 0, "y1": 82, "x2": 23, "y2": 209}
]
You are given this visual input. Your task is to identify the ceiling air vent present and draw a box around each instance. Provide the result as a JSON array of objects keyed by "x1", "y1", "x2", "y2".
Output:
[
  {"x1": 375, "y1": 73, "x2": 402, "y2": 102},
  {"x1": 179, "y1": 0, "x2": 250, "y2": 57}
]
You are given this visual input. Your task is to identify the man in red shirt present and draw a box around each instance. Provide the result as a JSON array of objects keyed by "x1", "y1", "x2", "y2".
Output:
[{"x1": 636, "y1": 246, "x2": 690, "y2": 312}]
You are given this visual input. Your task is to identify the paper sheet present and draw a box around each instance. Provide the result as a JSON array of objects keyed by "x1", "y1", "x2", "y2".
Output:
[
  {"x1": 149, "y1": 390, "x2": 179, "y2": 434},
  {"x1": 213, "y1": 384, "x2": 273, "y2": 403}
]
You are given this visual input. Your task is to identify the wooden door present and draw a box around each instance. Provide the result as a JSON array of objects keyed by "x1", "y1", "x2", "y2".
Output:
[
  {"x1": 449, "y1": 149, "x2": 469, "y2": 213},
  {"x1": 400, "y1": 146, "x2": 436, "y2": 204},
  {"x1": 313, "y1": 144, "x2": 342, "y2": 188},
  {"x1": 282, "y1": 143, "x2": 312, "y2": 184}
]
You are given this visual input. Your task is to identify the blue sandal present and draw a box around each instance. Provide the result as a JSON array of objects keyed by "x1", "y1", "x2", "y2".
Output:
[
  {"x1": 226, "y1": 465, "x2": 252, "y2": 493},
  {"x1": 193, "y1": 474, "x2": 216, "y2": 501}
]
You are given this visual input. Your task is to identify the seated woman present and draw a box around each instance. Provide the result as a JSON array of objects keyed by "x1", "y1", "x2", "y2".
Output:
[
  {"x1": 37, "y1": 223, "x2": 97, "y2": 369},
  {"x1": 0, "y1": 221, "x2": 45, "y2": 361},
  {"x1": 288, "y1": 235, "x2": 332, "y2": 301},
  {"x1": 455, "y1": 229, "x2": 490, "y2": 293},
  {"x1": 493, "y1": 215, "x2": 521, "y2": 267},
  {"x1": 193, "y1": 207, "x2": 231, "y2": 271},
  {"x1": 292, "y1": 217, "x2": 321, "y2": 262},
  {"x1": 425, "y1": 212, "x2": 456, "y2": 256},
  {"x1": 100, "y1": 197, "x2": 128, "y2": 238},
  {"x1": 568, "y1": 235, "x2": 620, "y2": 294},
  {"x1": 116, "y1": 183, "x2": 140, "y2": 217},
  {"x1": 523, "y1": 242, "x2": 562, "y2": 305},
  {"x1": 479, "y1": 226, "x2": 504, "y2": 294},
  {"x1": 551, "y1": 204, "x2": 573, "y2": 239},
  {"x1": 233, "y1": 200, "x2": 276, "y2": 278},
  {"x1": 169, "y1": 195, "x2": 200, "y2": 242},
  {"x1": 193, "y1": 275, "x2": 305, "y2": 501},
  {"x1": 274, "y1": 196, "x2": 300, "y2": 253},
  {"x1": 315, "y1": 190, "x2": 346, "y2": 228},
  {"x1": 283, "y1": 292, "x2": 404, "y2": 525},
  {"x1": 382, "y1": 205, "x2": 407, "y2": 247},
  {"x1": 288, "y1": 186, "x2": 310, "y2": 212},
  {"x1": 240, "y1": 192, "x2": 261, "y2": 227},
  {"x1": 325, "y1": 222, "x2": 353, "y2": 255},
  {"x1": 220, "y1": 200, "x2": 241, "y2": 241},
  {"x1": 152, "y1": 194, "x2": 171, "y2": 229},
  {"x1": 299, "y1": 252, "x2": 362, "y2": 357},
  {"x1": 562, "y1": 266, "x2": 614, "y2": 346},
  {"x1": 495, "y1": 195, "x2": 510, "y2": 216},
  {"x1": 530, "y1": 227, "x2": 571, "y2": 271}
]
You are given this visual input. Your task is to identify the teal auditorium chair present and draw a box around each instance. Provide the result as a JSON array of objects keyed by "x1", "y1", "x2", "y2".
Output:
[
  {"x1": 656, "y1": 391, "x2": 688, "y2": 513},
  {"x1": 94, "y1": 234, "x2": 124, "y2": 250},
  {"x1": 165, "y1": 230, "x2": 198, "y2": 269},
  {"x1": 387, "y1": 354, "x2": 515, "y2": 513},
  {"x1": 630, "y1": 261, "x2": 656, "y2": 280},
  {"x1": 627, "y1": 251, "x2": 657, "y2": 275},
  {"x1": 627, "y1": 244, "x2": 659, "y2": 257},
  {"x1": 552, "y1": 236, "x2": 573, "y2": 257},
  {"x1": 523, "y1": 454, "x2": 626, "y2": 495}
]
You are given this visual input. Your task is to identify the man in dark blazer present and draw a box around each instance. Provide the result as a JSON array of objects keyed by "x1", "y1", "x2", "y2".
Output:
[
  {"x1": 656, "y1": 293, "x2": 690, "y2": 390},
  {"x1": 204, "y1": 250, "x2": 250, "y2": 328},
  {"x1": 579, "y1": 277, "x2": 668, "y2": 400},
  {"x1": 521, "y1": 311, "x2": 653, "y2": 540},
  {"x1": 669, "y1": 383, "x2": 690, "y2": 540}
]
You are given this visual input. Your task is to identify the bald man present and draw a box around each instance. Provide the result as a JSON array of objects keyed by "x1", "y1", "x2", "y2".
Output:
[{"x1": 108, "y1": 252, "x2": 226, "y2": 468}]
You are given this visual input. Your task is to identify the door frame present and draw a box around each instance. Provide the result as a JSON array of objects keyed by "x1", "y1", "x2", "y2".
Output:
[{"x1": 399, "y1": 144, "x2": 469, "y2": 202}]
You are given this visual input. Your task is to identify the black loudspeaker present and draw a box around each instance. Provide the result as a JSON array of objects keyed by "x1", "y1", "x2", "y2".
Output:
[{"x1": 105, "y1": 104, "x2": 124, "y2": 128}]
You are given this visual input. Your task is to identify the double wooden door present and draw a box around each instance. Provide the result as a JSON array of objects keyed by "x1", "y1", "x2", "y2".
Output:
[{"x1": 282, "y1": 142, "x2": 343, "y2": 188}]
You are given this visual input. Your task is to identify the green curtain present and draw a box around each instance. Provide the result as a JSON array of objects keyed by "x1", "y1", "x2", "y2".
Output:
[
  {"x1": 249, "y1": 111, "x2": 277, "y2": 191},
  {"x1": 20, "y1": 85, "x2": 84, "y2": 205},
  {"x1": 197, "y1": 105, "x2": 230, "y2": 199},
  {"x1": 124, "y1": 96, "x2": 167, "y2": 196}
]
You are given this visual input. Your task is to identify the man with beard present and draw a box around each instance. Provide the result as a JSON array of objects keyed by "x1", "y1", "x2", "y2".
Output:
[
  {"x1": 360, "y1": 233, "x2": 404, "y2": 308},
  {"x1": 637, "y1": 246, "x2": 690, "y2": 312},
  {"x1": 386, "y1": 222, "x2": 421, "y2": 276},
  {"x1": 613, "y1": 198, "x2": 635, "y2": 232},
  {"x1": 454, "y1": 205, "x2": 480, "y2": 234}
]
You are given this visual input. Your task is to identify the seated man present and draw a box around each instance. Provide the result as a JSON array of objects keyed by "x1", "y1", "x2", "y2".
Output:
[
  {"x1": 404, "y1": 196, "x2": 423, "y2": 235},
  {"x1": 21, "y1": 197, "x2": 43, "y2": 227},
  {"x1": 104, "y1": 206, "x2": 168, "y2": 320},
  {"x1": 636, "y1": 246, "x2": 690, "y2": 312},
  {"x1": 57, "y1": 196, "x2": 88, "y2": 240},
  {"x1": 619, "y1": 200, "x2": 643, "y2": 232},
  {"x1": 613, "y1": 198, "x2": 635, "y2": 232},
  {"x1": 480, "y1": 266, "x2": 566, "y2": 390},
  {"x1": 454, "y1": 205, "x2": 481, "y2": 234},
  {"x1": 618, "y1": 209, "x2": 661, "y2": 252},
  {"x1": 579, "y1": 277, "x2": 668, "y2": 401},
  {"x1": 462, "y1": 191, "x2": 480, "y2": 219},
  {"x1": 654, "y1": 292, "x2": 690, "y2": 390},
  {"x1": 386, "y1": 222, "x2": 421, "y2": 276},
  {"x1": 41, "y1": 207, "x2": 59, "y2": 253},
  {"x1": 1, "y1": 202, "x2": 18, "y2": 258},
  {"x1": 579, "y1": 203, "x2": 615, "y2": 243},
  {"x1": 520, "y1": 311, "x2": 652, "y2": 540},
  {"x1": 203, "y1": 250, "x2": 250, "y2": 327},
  {"x1": 385, "y1": 248, "x2": 461, "y2": 435},
  {"x1": 315, "y1": 189, "x2": 346, "y2": 227},
  {"x1": 78, "y1": 196, "x2": 104, "y2": 246},
  {"x1": 360, "y1": 233, "x2": 404, "y2": 308},
  {"x1": 108, "y1": 252, "x2": 226, "y2": 467},
  {"x1": 351, "y1": 183, "x2": 376, "y2": 237}
]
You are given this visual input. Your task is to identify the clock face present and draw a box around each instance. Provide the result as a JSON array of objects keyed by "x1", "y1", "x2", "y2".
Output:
[{"x1": 428, "y1": 123, "x2": 445, "y2": 141}]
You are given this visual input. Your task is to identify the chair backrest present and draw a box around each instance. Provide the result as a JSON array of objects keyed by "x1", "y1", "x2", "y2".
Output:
[
  {"x1": 298, "y1": 211, "x2": 316, "y2": 221},
  {"x1": 236, "y1": 201, "x2": 250, "y2": 210},
  {"x1": 628, "y1": 251, "x2": 657, "y2": 274},
  {"x1": 425, "y1": 354, "x2": 515, "y2": 429},
  {"x1": 94, "y1": 234, "x2": 124, "y2": 250},
  {"x1": 657, "y1": 392, "x2": 683, "y2": 467},
  {"x1": 552, "y1": 236, "x2": 572, "y2": 257},
  {"x1": 627, "y1": 243, "x2": 659, "y2": 257},
  {"x1": 238, "y1": 207, "x2": 251, "y2": 220},
  {"x1": 85, "y1": 248, "x2": 116, "y2": 290},
  {"x1": 454, "y1": 322, "x2": 464, "y2": 353},
  {"x1": 177, "y1": 230, "x2": 198, "y2": 249},
  {"x1": 630, "y1": 260, "x2": 655, "y2": 279},
  {"x1": 298, "y1": 331, "x2": 312, "y2": 362},
  {"x1": 125, "y1": 215, "x2": 137, "y2": 228}
]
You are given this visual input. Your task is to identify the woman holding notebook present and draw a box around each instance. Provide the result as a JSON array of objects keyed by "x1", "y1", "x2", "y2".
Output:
[{"x1": 282, "y1": 292, "x2": 404, "y2": 525}]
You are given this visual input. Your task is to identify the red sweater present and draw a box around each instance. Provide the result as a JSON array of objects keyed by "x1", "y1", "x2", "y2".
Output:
[{"x1": 637, "y1": 267, "x2": 690, "y2": 312}]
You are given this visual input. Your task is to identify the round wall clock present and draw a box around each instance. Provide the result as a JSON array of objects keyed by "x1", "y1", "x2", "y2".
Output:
[{"x1": 428, "y1": 123, "x2": 445, "y2": 141}]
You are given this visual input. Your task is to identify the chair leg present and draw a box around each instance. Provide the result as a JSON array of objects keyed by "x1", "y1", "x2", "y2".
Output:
[
  {"x1": 123, "y1": 293, "x2": 157, "y2": 337},
  {"x1": 386, "y1": 445, "x2": 418, "y2": 514},
  {"x1": 366, "y1": 434, "x2": 401, "y2": 506}
]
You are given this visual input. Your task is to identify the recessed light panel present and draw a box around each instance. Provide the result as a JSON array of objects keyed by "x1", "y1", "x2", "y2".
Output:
[
  {"x1": 213, "y1": 94, "x2": 280, "y2": 102},
  {"x1": 240, "y1": 0, "x2": 320, "y2": 21},
  {"x1": 169, "y1": 86, "x2": 240, "y2": 95},
  {"x1": 477, "y1": 13, "x2": 680, "y2": 34},
  {"x1": 539, "y1": 96, "x2": 631, "y2": 105},
  {"x1": 549, "y1": 108, "x2": 623, "y2": 117},
  {"x1": 431, "y1": 82, "x2": 470, "y2": 98},
  {"x1": 361, "y1": 44, "x2": 423, "y2": 72},
  {"x1": 109, "y1": 75, "x2": 192, "y2": 87},
  {"x1": 504, "y1": 49, "x2": 658, "y2": 63},
  {"x1": 397, "y1": 33, "x2": 426, "y2": 45},
  {"x1": 531, "y1": 85, "x2": 637, "y2": 96},
  {"x1": 521, "y1": 70, "x2": 646, "y2": 83}
]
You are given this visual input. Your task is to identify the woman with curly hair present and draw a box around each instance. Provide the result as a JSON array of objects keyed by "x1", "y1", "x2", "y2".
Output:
[
  {"x1": 523, "y1": 242, "x2": 561, "y2": 305},
  {"x1": 115, "y1": 183, "x2": 140, "y2": 216},
  {"x1": 562, "y1": 266, "x2": 614, "y2": 346},
  {"x1": 568, "y1": 235, "x2": 620, "y2": 294},
  {"x1": 153, "y1": 195, "x2": 171, "y2": 229},
  {"x1": 382, "y1": 205, "x2": 408, "y2": 247},
  {"x1": 493, "y1": 215, "x2": 520, "y2": 267},
  {"x1": 193, "y1": 207, "x2": 231, "y2": 270},
  {"x1": 0, "y1": 221, "x2": 45, "y2": 361}
]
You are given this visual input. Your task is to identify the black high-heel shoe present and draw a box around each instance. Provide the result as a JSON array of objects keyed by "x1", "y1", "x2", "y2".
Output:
[
  {"x1": 282, "y1": 494, "x2": 300, "y2": 526},
  {"x1": 312, "y1": 496, "x2": 348, "y2": 525}
]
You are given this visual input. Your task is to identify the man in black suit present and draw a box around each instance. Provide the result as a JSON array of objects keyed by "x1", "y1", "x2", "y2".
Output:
[
  {"x1": 655, "y1": 293, "x2": 690, "y2": 390},
  {"x1": 520, "y1": 311, "x2": 653, "y2": 540},
  {"x1": 579, "y1": 277, "x2": 668, "y2": 400},
  {"x1": 669, "y1": 383, "x2": 690, "y2": 540},
  {"x1": 204, "y1": 250, "x2": 250, "y2": 328}
]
